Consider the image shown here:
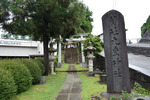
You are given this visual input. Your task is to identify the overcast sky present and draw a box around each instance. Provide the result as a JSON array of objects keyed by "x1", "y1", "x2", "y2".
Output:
[{"x1": 82, "y1": 0, "x2": 150, "y2": 39}]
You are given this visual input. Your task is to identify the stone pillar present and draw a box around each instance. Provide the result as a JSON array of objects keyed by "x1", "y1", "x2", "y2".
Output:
[
  {"x1": 102, "y1": 10, "x2": 131, "y2": 93},
  {"x1": 50, "y1": 59, "x2": 56, "y2": 74},
  {"x1": 85, "y1": 42, "x2": 96, "y2": 72},
  {"x1": 88, "y1": 58, "x2": 94, "y2": 72},
  {"x1": 49, "y1": 53, "x2": 56, "y2": 75},
  {"x1": 49, "y1": 39, "x2": 56, "y2": 75},
  {"x1": 81, "y1": 35, "x2": 87, "y2": 67},
  {"x1": 57, "y1": 35, "x2": 62, "y2": 68}
]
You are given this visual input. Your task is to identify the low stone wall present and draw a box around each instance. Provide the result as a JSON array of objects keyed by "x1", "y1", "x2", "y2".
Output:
[
  {"x1": 96, "y1": 52, "x2": 150, "y2": 90},
  {"x1": 127, "y1": 44, "x2": 150, "y2": 56},
  {"x1": 93, "y1": 55, "x2": 105, "y2": 71},
  {"x1": 129, "y1": 64, "x2": 150, "y2": 90}
]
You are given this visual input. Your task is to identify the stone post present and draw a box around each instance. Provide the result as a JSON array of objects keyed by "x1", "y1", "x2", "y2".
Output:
[
  {"x1": 49, "y1": 54, "x2": 56, "y2": 75},
  {"x1": 57, "y1": 35, "x2": 62, "y2": 68},
  {"x1": 49, "y1": 39, "x2": 56, "y2": 75},
  {"x1": 88, "y1": 58, "x2": 94, "y2": 72},
  {"x1": 81, "y1": 35, "x2": 87, "y2": 67},
  {"x1": 102, "y1": 10, "x2": 131, "y2": 93},
  {"x1": 85, "y1": 42, "x2": 96, "y2": 72}
]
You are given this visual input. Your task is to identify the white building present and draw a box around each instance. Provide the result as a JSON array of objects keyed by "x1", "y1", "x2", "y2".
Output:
[{"x1": 0, "y1": 34, "x2": 44, "y2": 58}]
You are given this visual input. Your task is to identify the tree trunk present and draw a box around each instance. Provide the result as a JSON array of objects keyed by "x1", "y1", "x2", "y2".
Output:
[{"x1": 43, "y1": 34, "x2": 49, "y2": 76}]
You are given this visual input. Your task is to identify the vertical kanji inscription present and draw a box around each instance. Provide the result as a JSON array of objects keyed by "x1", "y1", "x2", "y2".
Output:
[{"x1": 102, "y1": 10, "x2": 131, "y2": 93}]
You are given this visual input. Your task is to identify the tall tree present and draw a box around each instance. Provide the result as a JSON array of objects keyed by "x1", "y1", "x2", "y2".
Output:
[
  {"x1": 0, "y1": 0, "x2": 93, "y2": 75},
  {"x1": 80, "y1": 7, "x2": 93, "y2": 33}
]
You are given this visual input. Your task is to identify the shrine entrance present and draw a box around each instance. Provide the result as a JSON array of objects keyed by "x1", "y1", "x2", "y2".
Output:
[
  {"x1": 64, "y1": 46, "x2": 79, "y2": 64},
  {"x1": 60, "y1": 33, "x2": 89, "y2": 66}
]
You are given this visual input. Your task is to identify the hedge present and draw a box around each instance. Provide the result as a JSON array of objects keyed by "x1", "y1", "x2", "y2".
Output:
[
  {"x1": 0, "y1": 59, "x2": 32, "y2": 93},
  {"x1": 21, "y1": 59, "x2": 42, "y2": 84},
  {"x1": 0, "y1": 68, "x2": 17, "y2": 100},
  {"x1": 34, "y1": 58, "x2": 45, "y2": 75}
]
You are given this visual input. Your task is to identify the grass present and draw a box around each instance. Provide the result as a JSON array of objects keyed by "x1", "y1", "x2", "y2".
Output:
[
  {"x1": 55, "y1": 63, "x2": 69, "y2": 71},
  {"x1": 75, "y1": 63, "x2": 88, "y2": 71},
  {"x1": 78, "y1": 72, "x2": 107, "y2": 100},
  {"x1": 11, "y1": 72, "x2": 66, "y2": 100},
  {"x1": 56, "y1": 63, "x2": 88, "y2": 71}
]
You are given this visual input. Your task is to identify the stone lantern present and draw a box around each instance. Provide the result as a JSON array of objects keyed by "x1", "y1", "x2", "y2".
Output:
[
  {"x1": 84, "y1": 41, "x2": 96, "y2": 72},
  {"x1": 49, "y1": 40, "x2": 57, "y2": 75}
]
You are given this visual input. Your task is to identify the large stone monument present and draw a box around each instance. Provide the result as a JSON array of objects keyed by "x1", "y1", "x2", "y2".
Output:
[{"x1": 102, "y1": 10, "x2": 131, "y2": 93}]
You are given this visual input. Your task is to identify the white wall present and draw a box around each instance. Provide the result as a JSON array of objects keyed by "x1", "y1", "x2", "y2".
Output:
[
  {"x1": 0, "y1": 46, "x2": 37, "y2": 57},
  {"x1": 0, "y1": 39, "x2": 44, "y2": 57}
]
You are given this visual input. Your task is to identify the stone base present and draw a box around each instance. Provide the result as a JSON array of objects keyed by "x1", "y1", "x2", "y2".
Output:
[
  {"x1": 126, "y1": 97, "x2": 150, "y2": 100},
  {"x1": 57, "y1": 63, "x2": 62, "y2": 68},
  {"x1": 101, "y1": 92, "x2": 123, "y2": 100},
  {"x1": 40, "y1": 76, "x2": 46, "y2": 84},
  {"x1": 93, "y1": 69, "x2": 103, "y2": 77},
  {"x1": 94, "y1": 74, "x2": 100, "y2": 77},
  {"x1": 100, "y1": 74, "x2": 107, "y2": 83},
  {"x1": 51, "y1": 72, "x2": 56, "y2": 75},
  {"x1": 86, "y1": 71, "x2": 94, "y2": 76},
  {"x1": 81, "y1": 62, "x2": 87, "y2": 68}
]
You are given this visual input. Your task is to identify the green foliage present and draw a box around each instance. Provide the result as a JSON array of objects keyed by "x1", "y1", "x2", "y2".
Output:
[
  {"x1": 2, "y1": 0, "x2": 93, "y2": 39},
  {"x1": 21, "y1": 59, "x2": 42, "y2": 84},
  {"x1": 34, "y1": 58, "x2": 45, "y2": 75},
  {"x1": 0, "y1": 59, "x2": 32, "y2": 93},
  {"x1": 80, "y1": 7, "x2": 93, "y2": 33},
  {"x1": 133, "y1": 82, "x2": 150, "y2": 96},
  {"x1": 121, "y1": 90, "x2": 134, "y2": 98},
  {"x1": 121, "y1": 82, "x2": 150, "y2": 98},
  {"x1": 110, "y1": 96, "x2": 121, "y2": 100},
  {"x1": 54, "y1": 56, "x2": 58, "y2": 68},
  {"x1": 83, "y1": 34, "x2": 103, "y2": 56},
  {"x1": 36, "y1": 57, "x2": 44, "y2": 65},
  {"x1": 1, "y1": 0, "x2": 93, "y2": 76},
  {"x1": 0, "y1": 68, "x2": 17, "y2": 100},
  {"x1": 0, "y1": 0, "x2": 10, "y2": 23},
  {"x1": 141, "y1": 16, "x2": 150, "y2": 37},
  {"x1": 77, "y1": 42, "x2": 81, "y2": 53}
]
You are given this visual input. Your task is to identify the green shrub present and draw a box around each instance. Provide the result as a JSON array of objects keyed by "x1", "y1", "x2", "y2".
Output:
[
  {"x1": 34, "y1": 59, "x2": 45, "y2": 75},
  {"x1": 134, "y1": 82, "x2": 150, "y2": 96},
  {"x1": 54, "y1": 56, "x2": 58, "y2": 71},
  {"x1": 22, "y1": 59, "x2": 42, "y2": 84},
  {"x1": 0, "y1": 59, "x2": 32, "y2": 93},
  {"x1": 0, "y1": 68, "x2": 17, "y2": 100},
  {"x1": 36, "y1": 57, "x2": 44, "y2": 65}
]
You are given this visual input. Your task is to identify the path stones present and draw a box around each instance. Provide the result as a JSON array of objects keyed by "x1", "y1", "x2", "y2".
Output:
[
  {"x1": 102, "y1": 10, "x2": 131, "y2": 93},
  {"x1": 55, "y1": 65, "x2": 82, "y2": 100}
]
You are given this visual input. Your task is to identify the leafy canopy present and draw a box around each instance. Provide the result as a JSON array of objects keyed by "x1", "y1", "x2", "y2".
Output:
[
  {"x1": 1, "y1": 0, "x2": 93, "y2": 40},
  {"x1": 83, "y1": 34, "x2": 103, "y2": 57}
]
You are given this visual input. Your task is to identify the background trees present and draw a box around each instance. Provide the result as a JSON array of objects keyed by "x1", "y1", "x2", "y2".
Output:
[
  {"x1": 0, "y1": 0, "x2": 93, "y2": 75},
  {"x1": 141, "y1": 16, "x2": 150, "y2": 37},
  {"x1": 83, "y1": 34, "x2": 103, "y2": 57}
]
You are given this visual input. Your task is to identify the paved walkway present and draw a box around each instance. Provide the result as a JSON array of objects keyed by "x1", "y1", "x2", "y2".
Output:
[{"x1": 55, "y1": 64, "x2": 82, "y2": 100}]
